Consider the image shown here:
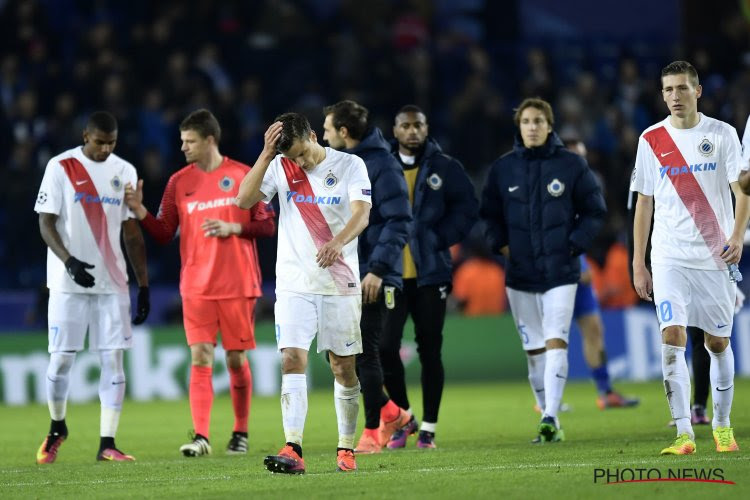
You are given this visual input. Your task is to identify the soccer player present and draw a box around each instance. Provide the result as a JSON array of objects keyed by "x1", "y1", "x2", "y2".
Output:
[
  {"x1": 321, "y1": 100, "x2": 412, "y2": 453},
  {"x1": 631, "y1": 61, "x2": 749, "y2": 455},
  {"x1": 236, "y1": 113, "x2": 371, "y2": 473},
  {"x1": 481, "y1": 98, "x2": 606, "y2": 443},
  {"x1": 124, "y1": 109, "x2": 275, "y2": 457},
  {"x1": 34, "y1": 111, "x2": 150, "y2": 464},
  {"x1": 381, "y1": 105, "x2": 478, "y2": 449},
  {"x1": 563, "y1": 138, "x2": 638, "y2": 410}
]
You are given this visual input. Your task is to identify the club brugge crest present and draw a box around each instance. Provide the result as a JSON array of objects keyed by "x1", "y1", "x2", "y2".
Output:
[
  {"x1": 324, "y1": 171, "x2": 338, "y2": 189},
  {"x1": 427, "y1": 173, "x2": 443, "y2": 190},
  {"x1": 698, "y1": 138, "x2": 714, "y2": 157},
  {"x1": 110, "y1": 176, "x2": 122, "y2": 191},
  {"x1": 218, "y1": 175, "x2": 235, "y2": 192},
  {"x1": 547, "y1": 178, "x2": 565, "y2": 197}
]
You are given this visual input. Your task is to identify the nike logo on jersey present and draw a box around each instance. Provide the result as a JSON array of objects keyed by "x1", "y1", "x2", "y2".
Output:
[
  {"x1": 185, "y1": 191, "x2": 195, "y2": 197},
  {"x1": 659, "y1": 162, "x2": 717, "y2": 180},
  {"x1": 76, "y1": 180, "x2": 88, "y2": 185},
  {"x1": 716, "y1": 323, "x2": 728, "y2": 329},
  {"x1": 345, "y1": 341, "x2": 357, "y2": 347},
  {"x1": 660, "y1": 151, "x2": 674, "y2": 157},
  {"x1": 508, "y1": 186, "x2": 519, "y2": 192},
  {"x1": 716, "y1": 385, "x2": 733, "y2": 392},
  {"x1": 292, "y1": 179, "x2": 304, "y2": 184}
]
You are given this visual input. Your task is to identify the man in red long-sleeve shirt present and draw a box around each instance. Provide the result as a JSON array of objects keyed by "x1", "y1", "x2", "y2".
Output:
[{"x1": 124, "y1": 109, "x2": 275, "y2": 457}]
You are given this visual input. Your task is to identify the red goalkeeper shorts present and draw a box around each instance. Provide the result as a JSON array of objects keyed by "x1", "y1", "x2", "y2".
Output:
[{"x1": 182, "y1": 296, "x2": 257, "y2": 350}]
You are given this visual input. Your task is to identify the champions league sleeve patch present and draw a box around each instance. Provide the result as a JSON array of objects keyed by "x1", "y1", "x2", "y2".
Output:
[{"x1": 361, "y1": 189, "x2": 371, "y2": 196}]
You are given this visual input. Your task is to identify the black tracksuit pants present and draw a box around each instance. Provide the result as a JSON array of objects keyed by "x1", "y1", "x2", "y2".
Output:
[
  {"x1": 380, "y1": 279, "x2": 447, "y2": 424},
  {"x1": 356, "y1": 293, "x2": 390, "y2": 429}
]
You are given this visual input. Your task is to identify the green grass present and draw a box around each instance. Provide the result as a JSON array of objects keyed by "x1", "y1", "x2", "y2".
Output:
[{"x1": 1, "y1": 380, "x2": 749, "y2": 499}]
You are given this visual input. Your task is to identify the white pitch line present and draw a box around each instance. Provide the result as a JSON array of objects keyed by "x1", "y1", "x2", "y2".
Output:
[{"x1": 2, "y1": 455, "x2": 748, "y2": 487}]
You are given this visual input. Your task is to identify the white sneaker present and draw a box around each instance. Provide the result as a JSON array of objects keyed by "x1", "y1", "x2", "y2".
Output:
[{"x1": 180, "y1": 435, "x2": 212, "y2": 457}]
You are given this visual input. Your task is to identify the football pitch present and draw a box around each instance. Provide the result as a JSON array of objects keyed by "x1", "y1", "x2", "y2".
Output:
[{"x1": 1, "y1": 380, "x2": 748, "y2": 499}]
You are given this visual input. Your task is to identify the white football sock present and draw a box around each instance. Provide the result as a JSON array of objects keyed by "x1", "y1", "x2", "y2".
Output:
[
  {"x1": 420, "y1": 421, "x2": 436, "y2": 433},
  {"x1": 46, "y1": 352, "x2": 76, "y2": 420},
  {"x1": 333, "y1": 381, "x2": 360, "y2": 449},
  {"x1": 662, "y1": 344, "x2": 693, "y2": 439},
  {"x1": 281, "y1": 374, "x2": 307, "y2": 446},
  {"x1": 543, "y1": 348, "x2": 568, "y2": 421},
  {"x1": 526, "y1": 351, "x2": 546, "y2": 411},
  {"x1": 707, "y1": 343, "x2": 734, "y2": 429},
  {"x1": 99, "y1": 350, "x2": 126, "y2": 437}
]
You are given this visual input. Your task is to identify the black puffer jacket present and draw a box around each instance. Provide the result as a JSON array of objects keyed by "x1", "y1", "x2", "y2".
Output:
[
  {"x1": 481, "y1": 132, "x2": 606, "y2": 293},
  {"x1": 347, "y1": 127, "x2": 412, "y2": 288},
  {"x1": 391, "y1": 137, "x2": 479, "y2": 287}
]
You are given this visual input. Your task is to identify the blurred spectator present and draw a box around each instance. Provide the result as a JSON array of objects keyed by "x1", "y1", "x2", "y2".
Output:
[
  {"x1": 0, "y1": 0, "x2": 748, "y2": 295},
  {"x1": 452, "y1": 245, "x2": 506, "y2": 316}
]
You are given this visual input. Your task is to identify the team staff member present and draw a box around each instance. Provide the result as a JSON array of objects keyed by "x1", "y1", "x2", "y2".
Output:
[
  {"x1": 322, "y1": 100, "x2": 412, "y2": 453},
  {"x1": 481, "y1": 98, "x2": 606, "y2": 444},
  {"x1": 125, "y1": 109, "x2": 275, "y2": 457},
  {"x1": 381, "y1": 105, "x2": 478, "y2": 449}
]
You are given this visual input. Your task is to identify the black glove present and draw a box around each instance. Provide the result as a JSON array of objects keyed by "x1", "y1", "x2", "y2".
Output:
[
  {"x1": 65, "y1": 256, "x2": 95, "y2": 287},
  {"x1": 133, "y1": 286, "x2": 150, "y2": 325}
]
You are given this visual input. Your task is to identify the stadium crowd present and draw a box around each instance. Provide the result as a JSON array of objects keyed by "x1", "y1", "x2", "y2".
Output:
[{"x1": 2, "y1": 0, "x2": 750, "y2": 297}]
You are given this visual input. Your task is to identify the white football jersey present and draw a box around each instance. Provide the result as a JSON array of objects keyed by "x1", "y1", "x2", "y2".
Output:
[
  {"x1": 630, "y1": 113, "x2": 745, "y2": 270},
  {"x1": 260, "y1": 147, "x2": 372, "y2": 295},
  {"x1": 34, "y1": 147, "x2": 137, "y2": 293}
]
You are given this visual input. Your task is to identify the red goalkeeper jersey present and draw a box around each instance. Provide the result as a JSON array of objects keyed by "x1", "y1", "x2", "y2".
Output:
[{"x1": 141, "y1": 157, "x2": 275, "y2": 299}]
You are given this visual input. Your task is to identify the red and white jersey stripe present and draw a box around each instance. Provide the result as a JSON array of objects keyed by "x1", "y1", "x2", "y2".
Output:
[
  {"x1": 630, "y1": 114, "x2": 745, "y2": 270},
  {"x1": 34, "y1": 147, "x2": 137, "y2": 293},
  {"x1": 260, "y1": 148, "x2": 371, "y2": 295}
]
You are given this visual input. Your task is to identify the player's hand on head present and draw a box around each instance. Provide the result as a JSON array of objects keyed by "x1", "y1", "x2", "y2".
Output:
[
  {"x1": 132, "y1": 286, "x2": 150, "y2": 325},
  {"x1": 65, "y1": 256, "x2": 95, "y2": 288},
  {"x1": 632, "y1": 266, "x2": 653, "y2": 302},
  {"x1": 361, "y1": 273, "x2": 383, "y2": 304},
  {"x1": 201, "y1": 218, "x2": 235, "y2": 238},
  {"x1": 263, "y1": 122, "x2": 284, "y2": 155},
  {"x1": 316, "y1": 239, "x2": 343, "y2": 268}
]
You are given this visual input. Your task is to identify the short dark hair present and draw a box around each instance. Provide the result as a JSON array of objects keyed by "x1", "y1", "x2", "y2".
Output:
[
  {"x1": 323, "y1": 100, "x2": 369, "y2": 140},
  {"x1": 86, "y1": 111, "x2": 117, "y2": 133},
  {"x1": 395, "y1": 104, "x2": 426, "y2": 120},
  {"x1": 661, "y1": 60, "x2": 699, "y2": 87},
  {"x1": 513, "y1": 97, "x2": 554, "y2": 127},
  {"x1": 275, "y1": 112, "x2": 312, "y2": 153},
  {"x1": 180, "y1": 109, "x2": 222, "y2": 143}
]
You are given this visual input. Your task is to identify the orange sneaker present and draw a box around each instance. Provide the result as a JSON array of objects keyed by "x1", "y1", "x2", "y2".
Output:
[
  {"x1": 378, "y1": 409, "x2": 411, "y2": 447},
  {"x1": 596, "y1": 391, "x2": 639, "y2": 410},
  {"x1": 336, "y1": 449, "x2": 357, "y2": 472},
  {"x1": 36, "y1": 433, "x2": 66, "y2": 464},
  {"x1": 264, "y1": 445, "x2": 305, "y2": 474},
  {"x1": 97, "y1": 448, "x2": 135, "y2": 461},
  {"x1": 354, "y1": 429, "x2": 382, "y2": 454}
]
